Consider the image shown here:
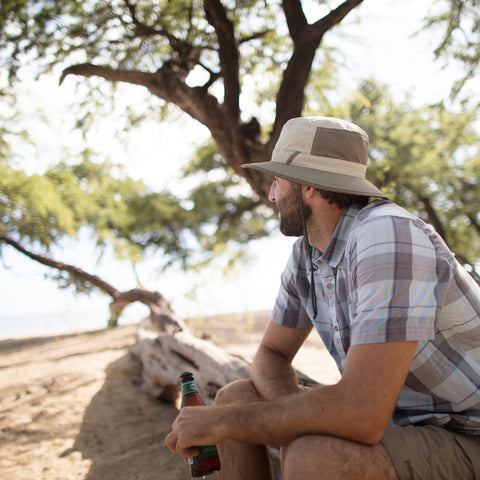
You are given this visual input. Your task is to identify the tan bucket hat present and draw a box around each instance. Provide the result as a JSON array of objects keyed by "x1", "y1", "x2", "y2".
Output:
[{"x1": 242, "y1": 116, "x2": 387, "y2": 199}]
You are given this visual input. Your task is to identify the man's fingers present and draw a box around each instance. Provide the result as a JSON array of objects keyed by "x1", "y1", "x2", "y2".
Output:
[
  {"x1": 165, "y1": 428, "x2": 201, "y2": 458},
  {"x1": 185, "y1": 446, "x2": 200, "y2": 458},
  {"x1": 164, "y1": 430, "x2": 177, "y2": 454},
  {"x1": 165, "y1": 407, "x2": 218, "y2": 459}
]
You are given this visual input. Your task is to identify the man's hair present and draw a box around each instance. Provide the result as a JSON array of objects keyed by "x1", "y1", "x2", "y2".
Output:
[{"x1": 317, "y1": 189, "x2": 370, "y2": 209}]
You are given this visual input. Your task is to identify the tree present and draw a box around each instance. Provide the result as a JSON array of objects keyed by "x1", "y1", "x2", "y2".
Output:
[
  {"x1": 424, "y1": 0, "x2": 480, "y2": 98},
  {"x1": 0, "y1": 150, "x2": 271, "y2": 325},
  {"x1": 0, "y1": 0, "x2": 363, "y2": 204},
  {"x1": 0, "y1": 0, "x2": 364, "y2": 325}
]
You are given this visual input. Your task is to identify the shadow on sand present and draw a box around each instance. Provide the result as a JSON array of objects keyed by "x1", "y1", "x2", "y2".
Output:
[{"x1": 64, "y1": 352, "x2": 192, "y2": 480}]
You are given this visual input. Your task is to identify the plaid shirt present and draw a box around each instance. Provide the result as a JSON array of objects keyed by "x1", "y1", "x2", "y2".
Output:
[{"x1": 272, "y1": 200, "x2": 480, "y2": 434}]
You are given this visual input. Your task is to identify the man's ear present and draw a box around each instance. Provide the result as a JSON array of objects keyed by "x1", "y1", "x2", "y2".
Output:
[{"x1": 302, "y1": 184, "x2": 317, "y2": 200}]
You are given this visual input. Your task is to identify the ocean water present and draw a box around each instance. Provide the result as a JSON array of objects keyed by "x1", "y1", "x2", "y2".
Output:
[
  {"x1": 0, "y1": 268, "x2": 148, "y2": 338},
  {"x1": 0, "y1": 298, "x2": 147, "y2": 339}
]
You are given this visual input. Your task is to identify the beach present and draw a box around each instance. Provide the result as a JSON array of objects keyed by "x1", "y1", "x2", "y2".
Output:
[{"x1": 0, "y1": 312, "x2": 339, "y2": 479}]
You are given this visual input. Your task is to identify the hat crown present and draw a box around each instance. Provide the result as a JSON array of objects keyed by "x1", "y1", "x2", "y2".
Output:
[{"x1": 272, "y1": 116, "x2": 369, "y2": 170}]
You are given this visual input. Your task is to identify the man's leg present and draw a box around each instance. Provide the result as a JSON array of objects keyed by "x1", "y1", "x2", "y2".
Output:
[
  {"x1": 214, "y1": 379, "x2": 273, "y2": 480},
  {"x1": 281, "y1": 434, "x2": 398, "y2": 480},
  {"x1": 282, "y1": 424, "x2": 480, "y2": 480},
  {"x1": 380, "y1": 424, "x2": 480, "y2": 479}
]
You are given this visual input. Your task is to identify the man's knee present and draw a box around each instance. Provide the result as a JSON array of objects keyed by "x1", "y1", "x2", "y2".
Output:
[
  {"x1": 281, "y1": 434, "x2": 397, "y2": 480},
  {"x1": 214, "y1": 378, "x2": 262, "y2": 405},
  {"x1": 281, "y1": 436, "x2": 321, "y2": 478}
]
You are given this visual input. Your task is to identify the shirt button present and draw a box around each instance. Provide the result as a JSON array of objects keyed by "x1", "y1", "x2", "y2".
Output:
[
  {"x1": 334, "y1": 325, "x2": 339, "y2": 331},
  {"x1": 327, "y1": 283, "x2": 333, "y2": 289}
]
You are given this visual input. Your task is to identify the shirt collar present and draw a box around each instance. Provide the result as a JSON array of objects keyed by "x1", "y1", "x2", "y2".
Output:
[{"x1": 312, "y1": 204, "x2": 361, "y2": 268}]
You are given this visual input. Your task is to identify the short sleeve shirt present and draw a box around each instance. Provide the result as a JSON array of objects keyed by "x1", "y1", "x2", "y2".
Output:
[{"x1": 272, "y1": 200, "x2": 480, "y2": 433}]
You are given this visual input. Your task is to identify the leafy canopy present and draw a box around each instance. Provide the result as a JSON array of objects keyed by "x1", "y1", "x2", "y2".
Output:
[{"x1": 424, "y1": 0, "x2": 480, "y2": 98}]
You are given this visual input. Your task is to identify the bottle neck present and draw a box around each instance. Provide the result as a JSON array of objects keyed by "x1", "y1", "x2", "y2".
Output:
[{"x1": 181, "y1": 380, "x2": 199, "y2": 395}]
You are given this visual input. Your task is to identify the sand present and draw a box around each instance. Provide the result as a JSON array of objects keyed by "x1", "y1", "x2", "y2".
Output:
[{"x1": 0, "y1": 313, "x2": 340, "y2": 480}]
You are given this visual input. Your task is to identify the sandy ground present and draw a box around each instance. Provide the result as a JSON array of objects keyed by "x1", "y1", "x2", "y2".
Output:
[{"x1": 0, "y1": 312, "x2": 340, "y2": 480}]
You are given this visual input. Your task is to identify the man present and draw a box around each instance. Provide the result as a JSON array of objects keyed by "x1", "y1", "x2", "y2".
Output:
[{"x1": 166, "y1": 116, "x2": 480, "y2": 479}]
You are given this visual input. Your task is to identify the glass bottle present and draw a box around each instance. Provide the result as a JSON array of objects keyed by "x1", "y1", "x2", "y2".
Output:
[{"x1": 180, "y1": 371, "x2": 221, "y2": 477}]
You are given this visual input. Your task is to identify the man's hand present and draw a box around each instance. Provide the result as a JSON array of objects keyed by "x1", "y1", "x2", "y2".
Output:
[{"x1": 165, "y1": 406, "x2": 225, "y2": 458}]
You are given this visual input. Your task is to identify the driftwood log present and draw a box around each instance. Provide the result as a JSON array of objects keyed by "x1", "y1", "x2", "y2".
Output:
[
  {"x1": 131, "y1": 315, "x2": 319, "y2": 403},
  {"x1": 131, "y1": 316, "x2": 251, "y2": 403}
]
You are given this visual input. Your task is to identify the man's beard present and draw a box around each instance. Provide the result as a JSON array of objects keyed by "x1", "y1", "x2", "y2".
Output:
[{"x1": 277, "y1": 186, "x2": 312, "y2": 237}]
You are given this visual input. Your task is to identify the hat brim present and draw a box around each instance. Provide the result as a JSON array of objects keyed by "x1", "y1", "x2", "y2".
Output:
[{"x1": 242, "y1": 162, "x2": 387, "y2": 199}]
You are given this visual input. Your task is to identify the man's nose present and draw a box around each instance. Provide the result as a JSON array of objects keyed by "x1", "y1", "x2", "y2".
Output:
[{"x1": 268, "y1": 182, "x2": 276, "y2": 202}]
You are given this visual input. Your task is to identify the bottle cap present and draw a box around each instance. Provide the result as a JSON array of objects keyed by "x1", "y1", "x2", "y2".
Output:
[{"x1": 180, "y1": 371, "x2": 193, "y2": 378}]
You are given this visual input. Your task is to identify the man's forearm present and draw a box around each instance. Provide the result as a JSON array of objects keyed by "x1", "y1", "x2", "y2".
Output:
[
  {"x1": 218, "y1": 384, "x2": 357, "y2": 448},
  {"x1": 250, "y1": 345, "x2": 301, "y2": 400},
  {"x1": 241, "y1": 341, "x2": 418, "y2": 447},
  {"x1": 219, "y1": 380, "x2": 381, "y2": 448}
]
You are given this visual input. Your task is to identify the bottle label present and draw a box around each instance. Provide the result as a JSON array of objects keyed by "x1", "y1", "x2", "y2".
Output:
[
  {"x1": 182, "y1": 381, "x2": 199, "y2": 395},
  {"x1": 188, "y1": 444, "x2": 219, "y2": 464}
]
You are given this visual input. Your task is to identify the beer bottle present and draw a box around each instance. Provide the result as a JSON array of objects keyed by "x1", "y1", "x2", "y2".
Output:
[{"x1": 180, "y1": 371, "x2": 221, "y2": 477}]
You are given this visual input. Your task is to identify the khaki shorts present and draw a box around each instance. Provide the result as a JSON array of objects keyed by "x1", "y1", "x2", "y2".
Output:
[{"x1": 380, "y1": 424, "x2": 480, "y2": 480}]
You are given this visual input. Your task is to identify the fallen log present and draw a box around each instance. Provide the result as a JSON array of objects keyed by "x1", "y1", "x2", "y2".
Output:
[
  {"x1": 131, "y1": 316, "x2": 320, "y2": 403},
  {"x1": 131, "y1": 317, "x2": 250, "y2": 403}
]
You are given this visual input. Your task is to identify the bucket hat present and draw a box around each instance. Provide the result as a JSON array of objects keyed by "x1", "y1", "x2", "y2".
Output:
[{"x1": 242, "y1": 116, "x2": 387, "y2": 199}]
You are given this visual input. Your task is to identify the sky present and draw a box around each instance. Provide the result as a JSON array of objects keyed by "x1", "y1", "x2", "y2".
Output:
[{"x1": 1, "y1": 0, "x2": 474, "y2": 338}]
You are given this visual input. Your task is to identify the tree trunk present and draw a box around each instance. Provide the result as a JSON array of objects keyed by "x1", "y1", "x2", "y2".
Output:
[{"x1": 132, "y1": 314, "x2": 319, "y2": 403}]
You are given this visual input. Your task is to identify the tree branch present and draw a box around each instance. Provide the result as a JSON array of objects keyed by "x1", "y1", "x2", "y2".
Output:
[
  {"x1": 310, "y1": 0, "x2": 364, "y2": 43},
  {"x1": 282, "y1": 0, "x2": 308, "y2": 42},
  {"x1": 58, "y1": 63, "x2": 157, "y2": 87},
  {"x1": 419, "y1": 195, "x2": 447, "y2": 240},
  {"x1": 239, "y1": 30, "x2": 272, "y2": 45},
  {"x1": 59, "y1": 63, "x2": 224, "y2": 131},
  {"x1": 124, "y1": 0, "x2": 162, "y2": 37},
  {"x1": 272, "y1": 0, "x2": 364, "y2": 142},
  {"x1": 0, "y1": 233, "x2": 186, "y2": 331},
  {"x1": 122, "y1": 0, "x2": 203, "y2": 77},
  {"x1": 204, "y1": 0, "x2": 240, "y2": 122},
  {"x1": 0, "y1": 233, "x2": 119, "y2": 297}
]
